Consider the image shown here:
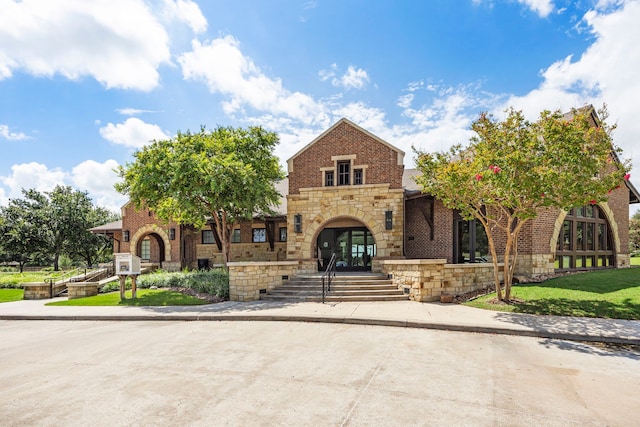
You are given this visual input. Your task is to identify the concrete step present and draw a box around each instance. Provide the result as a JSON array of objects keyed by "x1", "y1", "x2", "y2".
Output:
[
  {"x1": 275, "y1": 284, "x2": 398, "y2": 291},
  {"x1": 260, "y1": 294, "x2": 410, "y2": 302}
]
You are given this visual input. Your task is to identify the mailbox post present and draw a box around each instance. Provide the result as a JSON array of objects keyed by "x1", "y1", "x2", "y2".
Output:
[{"x1": 114, "y1": 253, "x2": 142, "y2": 300}]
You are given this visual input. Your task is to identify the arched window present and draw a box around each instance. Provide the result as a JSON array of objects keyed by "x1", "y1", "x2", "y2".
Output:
[{"x1": 555, "y1": 205, "x2": 614, "y2": 270}]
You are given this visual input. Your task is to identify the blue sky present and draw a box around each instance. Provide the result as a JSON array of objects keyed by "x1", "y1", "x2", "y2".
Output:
[{"x1": 1, "y1": 0, "x2": 639, "y2": 215}]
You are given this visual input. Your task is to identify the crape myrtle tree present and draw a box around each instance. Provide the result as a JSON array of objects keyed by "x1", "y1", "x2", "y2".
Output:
[
  {"x1": 415, "y1": 106, "x2": 629, "y2": 302},
  {"x1": 115, "y1": 125, "x2": 285, "y2": 269}
]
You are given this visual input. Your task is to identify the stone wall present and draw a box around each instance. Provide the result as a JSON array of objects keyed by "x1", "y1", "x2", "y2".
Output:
[
  {"x1": 228, "y1": 260, "x2": 316, "y2": 301},
  {"x1": 378, "y1": 260, "x2": 503, "y2": 302},
  {"x1": 67, "y1": 283, "x2": 99, "y2": 300},
  {"x1": 22, "y1": 282, "x2": 51, "y2": 300}
]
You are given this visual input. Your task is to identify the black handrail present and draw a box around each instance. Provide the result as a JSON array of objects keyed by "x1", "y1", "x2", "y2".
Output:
[{"x1": 321, "y1": 253, "x2": 337, "y2": 304}]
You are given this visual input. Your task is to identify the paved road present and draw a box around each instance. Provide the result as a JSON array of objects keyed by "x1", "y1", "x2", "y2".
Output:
[{"x1": 1, "y1": 320, "x2": 639, "y2": 426}]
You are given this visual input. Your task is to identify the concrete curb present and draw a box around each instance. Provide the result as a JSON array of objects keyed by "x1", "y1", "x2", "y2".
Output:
[{"x1": 2, "y1": 313, "x2": 639, "y2": 346}]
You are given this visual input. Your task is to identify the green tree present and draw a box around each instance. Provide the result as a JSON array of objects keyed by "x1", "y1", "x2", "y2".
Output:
[
  {"x1": 415, "y1": 106, "x2": 629, "y2": 301},
  {"x1": 630, "y1": 211, "x2": 640, "y2": 254},
  {"x1": 116, "y1": 125, "x2": 285, "y2": 268},
  {"x1": 65, "y1": 204, "x2": 120, "y2": 267},
  {"x1": 0, "y1": 186, "x2": 115, "y2": 271},
  {"x1": 0, "y1": 194, "x2": 44, "y2": 272}
]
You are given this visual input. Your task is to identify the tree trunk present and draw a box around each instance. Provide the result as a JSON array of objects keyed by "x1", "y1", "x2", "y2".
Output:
[{"x1": 53, "y1": 253, "x2": 60, "y2": 271}]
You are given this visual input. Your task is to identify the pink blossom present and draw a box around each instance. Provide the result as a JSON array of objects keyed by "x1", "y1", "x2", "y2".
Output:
[
  {"x1": 589, "y1": 200, "x2": 597, "y2": 205},
  {"x1": 624, "y1": 173, "x2": 631, "y2": 181},
  {"x1": 475, "y1": 174, "x2": 482, "y2": 181},
  {"x1": 492, "y1": 166, "x2": 501, "y2": 174}
]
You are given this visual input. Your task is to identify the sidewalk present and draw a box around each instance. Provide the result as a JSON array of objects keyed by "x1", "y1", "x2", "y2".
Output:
[{"x1": 1, "y1": 298, "x2": 639, "y2": 345}]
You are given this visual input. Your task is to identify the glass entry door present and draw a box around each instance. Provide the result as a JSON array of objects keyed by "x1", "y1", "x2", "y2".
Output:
[{"x1": 318, "y1": 227, "x2": 376, "y2": 271}]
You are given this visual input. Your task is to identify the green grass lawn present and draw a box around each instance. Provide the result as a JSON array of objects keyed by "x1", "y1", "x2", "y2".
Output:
[
  {"x1": 0, "y1": 289, "x2": 24, "y2": 303},
  {"x1": 0, "y1": 271, "x2": 50, "y2": 287},
  {"x1": 465, "y1": 267, "x2": 640, "y2": 320},
  {"x1": 46, "y1": 289, "x2": 211, "y2": 307},
  {"x1": 631, "y1": 256, "x2": 640, "y2": 266}
]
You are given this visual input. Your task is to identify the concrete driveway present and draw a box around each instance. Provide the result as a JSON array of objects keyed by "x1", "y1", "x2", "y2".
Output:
[{"x1": 1, "y1": 320, "x2": 638, "y2": 426}]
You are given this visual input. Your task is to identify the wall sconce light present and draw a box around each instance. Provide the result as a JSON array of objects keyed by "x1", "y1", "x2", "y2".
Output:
[
  {"x1": 123, "y1": 230, "x2": 130, "y2": 242},
  {"x1": 169, "y1": 228, "x2": 176, "y2": 240},
  {"x1": 294, "y1": 213, "x2": 302, "y2": 233},
  {"x1": 385, "y1": 210, "x2": 393, "y2": 230}
]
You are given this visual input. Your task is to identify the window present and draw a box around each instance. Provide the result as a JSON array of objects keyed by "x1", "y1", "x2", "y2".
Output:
[
  {"x1": 140, "y1": 238, "x2": 150, "y2": 260},
  {"x1": 279, "y1": 227, "x2": 287, "y2": 242},
  {"x1": 253, "y1": 228, "x2": 266, "y2": 243},
  {"x1": 325, "y1": 171, "x2": 334, "y2": 187},
  {"x1": 354, "y1": 168, "x2": 363, "y2": 185},
  {"x1": 202, "y1": 230, "x2": 216, "y2": 244},
  {"x1": 555, "y1": 205, "x2": 614, "y2": 270},
  {"x1": 123, "y1": 230, "x2": 130, "y2": 242},
  {"x1": 231, "y1": 229, "x2": 241, "y2": 243},
  {"x1": 338, "y1": 161, "x2": 350, "y2": 186},
  {"x1": 454, "y1": 216, "x2": 488, "y2": 263}
]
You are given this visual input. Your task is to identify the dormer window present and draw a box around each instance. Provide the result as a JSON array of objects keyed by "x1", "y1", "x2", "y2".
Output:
[{"x1": 338, "y1": 161, "x2": 350, "y2": 186}]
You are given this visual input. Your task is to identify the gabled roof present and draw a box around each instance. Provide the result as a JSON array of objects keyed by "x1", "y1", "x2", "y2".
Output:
[{"x1": 287, "y1": 118, "x2": 405, "y2": 172}]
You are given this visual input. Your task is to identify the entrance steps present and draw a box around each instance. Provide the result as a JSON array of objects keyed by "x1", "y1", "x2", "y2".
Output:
[{"x1": 260, "y1": 273, "x2": 409, "y2": 302}]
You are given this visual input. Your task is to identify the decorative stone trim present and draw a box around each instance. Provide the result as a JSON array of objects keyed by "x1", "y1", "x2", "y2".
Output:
[
  {"x1": 228, "y1": 261, "x2": 308, "y2": 301},
  {"x1": 23, "y1": 282, "x2": 50, "y2": 300},
  {"x1": 130, "y1": 224, "x2": 172, "y2": 261}
]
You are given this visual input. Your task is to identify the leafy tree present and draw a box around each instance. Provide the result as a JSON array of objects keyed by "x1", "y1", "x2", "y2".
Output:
[
  {"x1": 630, "y1": 211, "x2": 640, "y2": 254},
  {"x1": 415, "y1": 106, "x2": 629, "y2": 301},
  {"x1": 0, "y1": 186, "x2": 117, "y2": 271},
  {"x1": 116, "y1": 125, "x2": 285, "y2": 268},
  {"x1": 65, "y1": 204, "x2": 120, "y2": 267},
  {"x1": 0, "y1": 194, "x2": 45, "y2": 272}
]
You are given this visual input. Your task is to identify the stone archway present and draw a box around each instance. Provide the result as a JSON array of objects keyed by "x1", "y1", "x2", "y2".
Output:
[{"x1": 130, "y1": 224, "x2": 172, "y2": 262}]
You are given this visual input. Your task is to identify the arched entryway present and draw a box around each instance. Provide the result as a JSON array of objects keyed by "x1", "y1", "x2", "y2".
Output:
[
  {"x1": 316, "y1": 218, "x2": 376, "y2": 271},
  {"x1": 137, "y1": 233, "x2": 166, "y2": 265}
]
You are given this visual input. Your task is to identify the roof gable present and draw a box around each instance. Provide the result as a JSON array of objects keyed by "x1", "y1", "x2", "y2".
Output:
[{"x1": 287, "y1": 118, "x2": 404, "y2": 173}]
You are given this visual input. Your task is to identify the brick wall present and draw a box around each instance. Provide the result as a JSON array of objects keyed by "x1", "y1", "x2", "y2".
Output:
[{"x1": 288, "y1": 120, "x2": 404, "y2": 194}]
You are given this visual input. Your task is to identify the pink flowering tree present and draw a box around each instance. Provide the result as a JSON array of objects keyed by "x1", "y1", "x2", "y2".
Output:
[{"x1": 415, "y1": 106, "x2": 629, "y2": 302}]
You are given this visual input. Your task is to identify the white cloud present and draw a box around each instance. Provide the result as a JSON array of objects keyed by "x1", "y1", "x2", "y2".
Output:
[
  {"x1": 397, "y1": 94, "x2": 414, "y2": 109},
  {"x1": 332, "y1": 66, "x2": 370, "y2": 90},
  {"x1": 0, "y1": 162, "x2": 67, "y2": 201},
  {"x1": 99, "y1": 118, "x2": 170, "y2": 148},
  {"x1": 161, "y1": 0, "x2": 207, "y2": 33},
  {"x1": 116, "y1": 108, "x2": 158, "y2": 116},
  {"x1": 0, "y1": 124, "x2": 28, "y2": 141},
  {"x1": 0, "y1": 160, "x2": 126, "y2": 212},
  {"x1": 517, "y1": 0, "x2": 554, "y2": 17},
  {"x1": 499, "y1": 1, "x2": 640, "y2": 189},
  {"x1": 71, "y1": 159, "x2": 127, "y2": 211},
  {"x1": 0, "y1": 0, "x2": 205, "y2": 91},
  {"x1": 178, "y1": 36, "x2": 326, "y2": 124}
]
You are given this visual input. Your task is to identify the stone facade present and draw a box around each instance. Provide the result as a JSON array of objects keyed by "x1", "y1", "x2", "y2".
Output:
[
  {"x1": 228, "y1": 260, "x2": 316, "y2": 301},
  {"x1": 377, "y1": 259, "x2": 503, "y2": 302},
  {"x1": 68, "y1": 283, "x2": 99, "y2": 300}
]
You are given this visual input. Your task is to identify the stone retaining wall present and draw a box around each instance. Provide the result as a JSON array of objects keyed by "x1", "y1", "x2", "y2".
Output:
[
  {"x1": 378, "y1": 260, "x2": 504, "y2": 302},
  {"x1": 68, "y1": 282, "x2": 99, "y2": 300},
  {"x1": 228, "y1": 260, "x2": 316, "y2": 301},
  {"x1": 23, "y1": 282, "x2": 51, "y2": 300}
]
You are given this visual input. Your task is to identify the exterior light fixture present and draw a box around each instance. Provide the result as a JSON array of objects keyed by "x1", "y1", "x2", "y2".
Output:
[
  {"x1": 169, "y1": 228, "x2": 176, "y2": 240},
  {"x1": 385, "y1": 211, "x2": 393, "y2": 230},
  {"x1": 123, "y1": 230, "x2": 130, "y2": 242}
]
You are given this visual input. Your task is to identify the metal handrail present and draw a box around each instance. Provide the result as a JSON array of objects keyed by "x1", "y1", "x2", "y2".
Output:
[{"x1": 321, "y1": 253, "x2": 337, "y2": 304}]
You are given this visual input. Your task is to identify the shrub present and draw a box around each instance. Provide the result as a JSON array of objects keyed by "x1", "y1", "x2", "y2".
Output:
[{"x1": 100, "y1": 269, "x2": 229, "y2": 299}]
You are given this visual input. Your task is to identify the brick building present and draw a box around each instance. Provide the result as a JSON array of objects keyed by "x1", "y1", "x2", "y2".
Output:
[{"x1": 96, "y1": 116, "x2": 639, "y2": 301}]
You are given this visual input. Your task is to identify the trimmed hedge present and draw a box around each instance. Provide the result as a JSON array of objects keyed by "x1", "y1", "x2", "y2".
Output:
[{"x1": 101, "y1": 269, "x2": 229, "y2": 299}]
